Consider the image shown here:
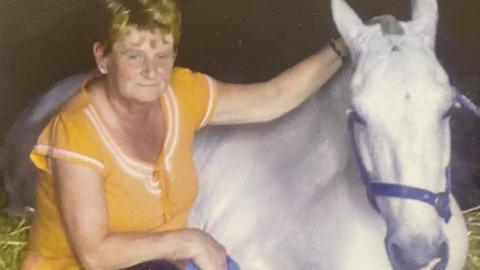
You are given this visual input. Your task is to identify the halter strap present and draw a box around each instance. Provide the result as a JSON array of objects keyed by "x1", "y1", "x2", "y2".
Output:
[
  {"x1": 348, "y1": 90, "x2": 480, "y2": 224},
  {"x1": 455, "y1": 90, "x2": 480, "y2": 118},
  {"x1": 347, "y1": 111, "x2": 452, "y2": 223},
  {"x1": 368, "y1": 178, "x2": 452, "y2": 222}
]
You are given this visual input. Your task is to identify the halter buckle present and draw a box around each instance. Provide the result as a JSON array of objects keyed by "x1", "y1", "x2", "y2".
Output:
[{"x1": 434, "y1": 192, "x2": 451, "y2": 222}]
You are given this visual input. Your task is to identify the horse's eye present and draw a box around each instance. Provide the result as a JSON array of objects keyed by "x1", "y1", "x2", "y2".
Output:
[{"x1": 349, "y1": 110, "x2": 367, "y2": 126}]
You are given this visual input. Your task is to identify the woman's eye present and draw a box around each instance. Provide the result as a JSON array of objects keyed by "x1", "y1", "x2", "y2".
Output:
[
  {"x1": 157, "y1": 54, "x2": 171, "y2": 60},
  {"x1": 126, "y1": 51, "x2": 142, "y2": 60}
]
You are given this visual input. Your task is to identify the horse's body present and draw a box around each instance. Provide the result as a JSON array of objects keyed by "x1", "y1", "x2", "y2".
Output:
[
  {"x1": 190, "y1": 66, "x2": 391, "y2": 269},
  {"x1": 0, "y1": 1, "x2": 469, "y2": 269},
  {"x1": 190, "y1": 58, "x2": 466, "y2": 270},
  {"x1": 2, "y1": 72, "x2": 88, "y2": 214},
  {"x1": 190, "y1": 1, "x2": 468, "y2": 269}
]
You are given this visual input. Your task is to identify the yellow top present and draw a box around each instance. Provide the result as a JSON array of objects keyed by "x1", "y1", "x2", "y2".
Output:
[{"x1": 23, "y1": 67, "x2": 217, "y2": 269}]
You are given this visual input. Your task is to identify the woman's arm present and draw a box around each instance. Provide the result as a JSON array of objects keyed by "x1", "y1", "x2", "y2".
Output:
[
  {"x1": 210, "y1": 39, "x2": 348, "y2": 125},
  {"x1": 53, "y1": 159, "x2": 226, "y2": 270}
]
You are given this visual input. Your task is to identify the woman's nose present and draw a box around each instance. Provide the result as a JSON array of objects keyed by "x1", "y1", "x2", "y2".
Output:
[{"x1": 142, "y1": 59, "x2": 158, "y2": 79}]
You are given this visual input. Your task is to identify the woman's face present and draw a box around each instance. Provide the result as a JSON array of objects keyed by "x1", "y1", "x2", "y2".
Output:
[{"x1": 99, "y1": 25, "x2": 176, "y2": 103}]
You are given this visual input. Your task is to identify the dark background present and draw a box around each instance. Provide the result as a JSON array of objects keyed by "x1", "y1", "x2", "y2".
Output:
[{"x1": 0, "y1": 0, "x2": 479, "y2": 208}]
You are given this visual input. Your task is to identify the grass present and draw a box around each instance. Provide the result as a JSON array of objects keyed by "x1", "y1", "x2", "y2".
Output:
[
  {"x1": 0, "y1": 189, "x2": 29, "y2": 270},
  {"x1": 465, "y1": 207, "x2": 480, "y2": 270},
  {"x1": 0, "y1": 213, "x2": 29, "y2": 270},
  {"x1": 0, "y1": 194, "x2": 479, "y2": 270}
]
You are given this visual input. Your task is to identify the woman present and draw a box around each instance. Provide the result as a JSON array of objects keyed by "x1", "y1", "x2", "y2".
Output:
[{"x1": 21, "y1": 0, "x2": 347, "y2": 269}]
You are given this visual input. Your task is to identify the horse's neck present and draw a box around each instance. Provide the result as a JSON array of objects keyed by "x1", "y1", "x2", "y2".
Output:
[
  {"x1": 314, "y1": 62, "x2": 354, "y2": 134},
  {"x1": 309, "y1": 63, "x2": 369, "y2": 199}
]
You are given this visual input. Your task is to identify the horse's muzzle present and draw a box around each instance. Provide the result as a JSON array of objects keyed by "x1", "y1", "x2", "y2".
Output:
[{"x1": 387, "y1": 235, "x2": 448, "y2": 270}]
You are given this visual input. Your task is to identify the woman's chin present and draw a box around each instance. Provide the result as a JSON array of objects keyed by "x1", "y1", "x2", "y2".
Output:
[{"x1": 133, "y1": 86, "x2": 168, "y2": 103}]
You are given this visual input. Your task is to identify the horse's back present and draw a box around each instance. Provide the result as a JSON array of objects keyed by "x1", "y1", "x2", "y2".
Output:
[{"x1": 3, "y1": 72, "x2": 88, "y2": 214}]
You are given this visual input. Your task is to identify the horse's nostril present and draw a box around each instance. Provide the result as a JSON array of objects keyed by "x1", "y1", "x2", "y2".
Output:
[
  {"x1": 436, "y1": 241, "x2": 448, "y2": 258},
  {"x1": 390, "y1": 242, "x2": 404, "y2": 263},
  {"x1": 389, "y1": 241, "x2": 416, "y2": 269},
  {"x1": 388, "y1": 239, "x2": 449, "y2": 270},
  {"x1": 432, "y1": 241, "x2": 449, "y2": 270}
]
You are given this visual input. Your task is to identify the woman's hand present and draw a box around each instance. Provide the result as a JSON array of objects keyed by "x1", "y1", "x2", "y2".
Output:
[{"x1": 181, "y1": 229, "x2": 227, "y2": 270}]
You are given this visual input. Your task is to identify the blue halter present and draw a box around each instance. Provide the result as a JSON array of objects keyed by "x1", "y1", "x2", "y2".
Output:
[{"x1": 347, "y1": 91, "x2": 479, "y2": 223}]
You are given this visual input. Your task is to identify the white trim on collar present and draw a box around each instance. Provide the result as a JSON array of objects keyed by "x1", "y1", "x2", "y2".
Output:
[
  {"x1": 163, "y1": 85, "x2": 179, "y2": 172},
  {"x1": 82, "y1": 85, "x2": 180, "y2": 194},
  {"x1": 84, "y1": 106, "x2": 154, "y2": 179}
]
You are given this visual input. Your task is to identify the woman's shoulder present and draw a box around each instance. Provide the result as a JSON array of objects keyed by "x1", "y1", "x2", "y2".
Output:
[
  {"x1": 172, "y1": 67, "x2": 211, "y2": 87},
  {"x1": 34, "y1": 76, "x2": 111, "y2": 174},
  {"x1": 171, "y1": 66, "x2": 215, "y2": 96},
  {"x1": 172, "y1": 66, "x2": 196, "y2": 78},
  {"x1": 170, "y1": 67, "x2": 217, "y2": 128}
]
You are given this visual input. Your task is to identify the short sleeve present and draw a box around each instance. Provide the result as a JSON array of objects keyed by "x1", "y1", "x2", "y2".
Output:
[
  {"x1": 172, "y1": 67, "x2": 218, "y2": 129},
  {"x1": 30, "y1": 112, "x2": 108, "y2": 176}
]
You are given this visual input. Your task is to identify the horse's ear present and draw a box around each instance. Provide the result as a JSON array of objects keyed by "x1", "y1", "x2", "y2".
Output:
[
  {"x1": 410, "y1": 0, "x2": 438, "y2": 48},
  {"x1": 331, "y1": 0, "x2": 368, "y2": 54}
]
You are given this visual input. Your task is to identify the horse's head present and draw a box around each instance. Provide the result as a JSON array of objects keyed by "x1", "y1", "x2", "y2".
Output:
[{"x1": 332, "y1": 1, "x2": 456, "y2": 269}]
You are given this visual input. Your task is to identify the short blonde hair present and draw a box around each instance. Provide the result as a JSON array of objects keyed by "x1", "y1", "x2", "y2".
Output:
[{"x1": 102, "y1": 0, "x2": 181, "y2": 54}]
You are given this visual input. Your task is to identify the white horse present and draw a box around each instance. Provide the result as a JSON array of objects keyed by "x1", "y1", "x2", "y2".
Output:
[
  {"x1": 189, "y1": 0, "x2": 468, "y2": 269},
  {"x1": 0, "y1": 0, "x2": 469, "y2": 269}
]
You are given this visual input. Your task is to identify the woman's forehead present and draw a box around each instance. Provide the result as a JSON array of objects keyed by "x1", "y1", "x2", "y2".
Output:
[{"x1": 116, "y1": 25, "x2": 174, "y2": 50}]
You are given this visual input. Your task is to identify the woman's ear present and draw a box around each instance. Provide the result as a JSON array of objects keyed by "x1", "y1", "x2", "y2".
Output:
[{"x1": 93, "y1": 42, "x2": 108, "y2": 74}]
